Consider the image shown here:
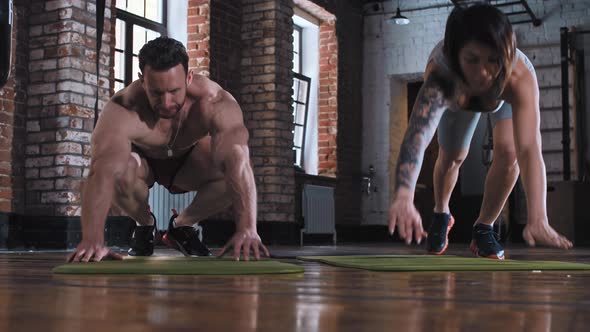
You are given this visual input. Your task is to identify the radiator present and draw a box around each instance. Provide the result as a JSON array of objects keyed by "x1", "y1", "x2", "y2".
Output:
[
  {"x1": 301, "y1": 184, "x2": 336, "y2": 246},
  {"x1": 148, "y1": 184, "x2": 202, "y2": 240}
]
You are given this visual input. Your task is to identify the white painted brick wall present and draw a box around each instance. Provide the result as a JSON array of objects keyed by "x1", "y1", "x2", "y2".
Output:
[
  {"x1": 41, "y1": 191, "x2": 80, "y2": 204},
  {"x1": 55, "y1": 130, "x2": 91, "y2": 143},
  {"x1": 362, "y1": 0, "x2": 590, "y2": 225},
  {"x1": 42, "y1": 142, "x2": 83, "y2": 155},
  {"x1": 55, "y1": 155, "x2": 89, "y2": 167}
]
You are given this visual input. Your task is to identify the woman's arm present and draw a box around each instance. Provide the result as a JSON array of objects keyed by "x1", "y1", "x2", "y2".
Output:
[
  {"x1": 389, "y1": 69, "x2": 450, "y2": 243},
  {"x1": 394, "y1": 71, "x2": 449, "y2": 199},
  {"x1": 508, "y1": 61, "x2": 572, "y2": 248},
  {"x1": 509, "y1": 71, "x2": 546, "y2": 218}
]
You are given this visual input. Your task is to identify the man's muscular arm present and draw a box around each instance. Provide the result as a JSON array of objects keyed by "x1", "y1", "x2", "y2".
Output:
[
  {"x1": 67, "y1": 101, "x2": 135, "y2": 262},
  {"x1": 208, "y1": 91, "x2": 269, "y2": 260}
]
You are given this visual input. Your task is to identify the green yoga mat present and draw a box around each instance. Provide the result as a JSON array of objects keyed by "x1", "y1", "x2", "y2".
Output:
[
  {"x1": 297, "y1": 255, "x2": 590, "y2": 272},
  {"x1": 53, "y1": 256, "x2": 304, "y2": 275}
]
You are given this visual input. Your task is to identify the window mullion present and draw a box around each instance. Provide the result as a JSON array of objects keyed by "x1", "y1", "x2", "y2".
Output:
[
  {"x1": 117, "y1": 1, "x2": 167, "y2": 87},
  {"x1": 124, "y1": 20, "x2": 134, "y2": 86}
]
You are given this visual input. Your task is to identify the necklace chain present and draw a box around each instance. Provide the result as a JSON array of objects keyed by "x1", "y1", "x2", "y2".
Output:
[{"x1": 166, "y1": 115, "x2": 183, "y2": 157}]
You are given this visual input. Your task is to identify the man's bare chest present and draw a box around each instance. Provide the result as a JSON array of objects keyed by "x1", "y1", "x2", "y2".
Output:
[{"x1": 132, "y1": 116, "x2": 210, "y2": 159}]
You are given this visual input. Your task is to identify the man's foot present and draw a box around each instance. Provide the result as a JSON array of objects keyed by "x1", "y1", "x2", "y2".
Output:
[
  {"x1": 162, "y1": 214, "x2": 212, "y2": 256},
  {"x1": 522, "y1": 224, "x2": 573, "y2": 249},
  {"x1": 427, "y1": 213, "x2": 454, "y2": 255},
  {"x1": 128, "y1": 213, "x2": 158, "y2": 256},
  {"x1": 469, "y1": 223, "x2": 505, "y2": 260}
]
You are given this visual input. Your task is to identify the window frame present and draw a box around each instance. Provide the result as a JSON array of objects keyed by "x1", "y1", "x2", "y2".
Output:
[
  {"x1": 292, "y1": 72, "x2": 311, "y2": 168},
  {"x1": 115, "y1": 1, "x2": 168, "y2": 87},
  {"x1": 293, "y1": 24, "x2": 303, "y2": 74}
]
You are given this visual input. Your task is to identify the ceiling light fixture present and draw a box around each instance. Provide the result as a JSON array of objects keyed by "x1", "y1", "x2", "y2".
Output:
[{"x1": 389, "y1": 1, "x2": 410, "y2": 25}]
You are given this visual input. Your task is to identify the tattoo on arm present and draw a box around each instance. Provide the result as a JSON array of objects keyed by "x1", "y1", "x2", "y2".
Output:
[{"x1": 395, "y1": 76, "x2": 448, "y2": 192}]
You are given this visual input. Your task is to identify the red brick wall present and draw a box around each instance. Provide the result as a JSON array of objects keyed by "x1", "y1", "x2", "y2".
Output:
[
  {"x1": 24, "y1": 0, "x2": 113, "y2": 216},
  {"x1": 3, "y1": 0, "x2": 363, "y2": 228},
  {"x1": 293, "y1": 1, "x2": 338, "y2": 177},
  {"x1": 187, "y1": 0, "x2": 210, "y2": 76},
  {"x1": 317, "y1": 21, "x2": 337, "y2": 175},
  {"x1": 190, "y1": 0, "x2": 298, "y2": 224},
  {"x1": 0, "y1": 0, "x2": 28, "y2": 213},
  {"x1": 309, "y1": 0, "x2": 363, "y2": 225},
  {"x1": 241, "y1": 0, "x2": 296, "y2": 223},
  {"x1": 210, "y1": 0, "x2": 241, "y2": 98}
]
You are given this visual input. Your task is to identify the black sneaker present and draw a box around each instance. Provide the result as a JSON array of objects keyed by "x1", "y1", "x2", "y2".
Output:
[
  {"x1": 470, "y1": 223, "x2": 505, "y2": 260},
  {"x1": 128, "y1": 212, "x2": 158, "y2": 256},
  {"x1": 426, "y1": 212, "x2": 455, "y2": 255},
  {"x1": 162, "y1": 214, "x2": 212, "y2": 256}
]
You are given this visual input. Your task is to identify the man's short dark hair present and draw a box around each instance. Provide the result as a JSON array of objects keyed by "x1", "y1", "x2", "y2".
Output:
[{"x1": 138, "y1": 37, "x2": 189, "y2": 74}]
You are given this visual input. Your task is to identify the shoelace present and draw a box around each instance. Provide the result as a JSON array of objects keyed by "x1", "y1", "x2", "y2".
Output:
[
  {"x1": 179, "y1": 226, "x2": 199, "y2": 240},
  {"x1": 131, "y1": 226, "x2": 155, "y2": 248},
  {"x1": 430, "y1": 218, "x2": 449, "y2": 240},
  {"x1": 474, "y1": 227, "x2": 502, "y2": 246}
]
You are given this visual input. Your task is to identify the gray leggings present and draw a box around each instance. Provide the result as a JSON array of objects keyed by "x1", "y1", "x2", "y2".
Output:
[{"x1": 437, "y1": 103, "x2": 512, "y2": 151}]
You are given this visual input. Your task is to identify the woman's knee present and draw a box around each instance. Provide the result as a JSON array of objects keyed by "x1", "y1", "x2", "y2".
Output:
[
  {"x1": 437, "y1": 148, "x2": 468, "y2": 171},
  {"x1": 493, "y1": 147, "x2": 519, "y2": 172}
]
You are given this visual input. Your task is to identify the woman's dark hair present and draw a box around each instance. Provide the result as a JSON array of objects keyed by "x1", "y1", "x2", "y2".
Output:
[
  {"x1": 138, "y1": 37, "x2": 189, "y2": 74},
  {"x1": 443, "y1": 3, "x2": 516, "y2": 95}
]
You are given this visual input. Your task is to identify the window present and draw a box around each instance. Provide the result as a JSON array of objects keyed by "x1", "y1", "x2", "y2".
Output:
[
  {"x1": 116, "y1": 0, "x2": 166, "y2": 23},
  {"x1": 292, "y1": 24, "x2": 309, "y2": 169},
  {"x1": 292, "y1": 13, "x2": 320, "y2": 174},
  {"x1": 292, "y1": 73, "x2": 311, "y2": 168},
  {"x1": 114, "y1": 0, "x2": 167, "y2": 91}
]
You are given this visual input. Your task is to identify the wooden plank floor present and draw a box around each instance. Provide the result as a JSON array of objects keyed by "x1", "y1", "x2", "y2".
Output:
[{"x1": 1, "y1": 244, "x2": 590, "y2": 332}]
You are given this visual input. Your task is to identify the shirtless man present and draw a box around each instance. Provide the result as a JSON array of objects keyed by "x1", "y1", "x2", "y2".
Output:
[{"x1": 67, "y1": 37, "x2": 269, "y2": 262}]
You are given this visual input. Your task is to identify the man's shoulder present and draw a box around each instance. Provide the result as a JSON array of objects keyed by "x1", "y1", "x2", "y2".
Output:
[
  {"x1": 111, "y1": 81, "x2": 146, "y2": 109},
  {"x1": 189, "y1": 75, "x2": 232, "y2": 104},
  {"x1": 186, "y1": 76, "x2": 242, "y2": 132},
  {"x1": 108, "y1": 83, "x2": 156, "y2": 127}
]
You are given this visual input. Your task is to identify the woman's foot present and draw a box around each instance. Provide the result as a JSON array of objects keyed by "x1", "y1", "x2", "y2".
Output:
[
  {"x1": 427, "y1": 213, "x2": 455, "y2": 255},
  {"x1": 522, "y1": 224, "x2": 573, "y2": 249},
  {"x1": 470, "y1": 223, "x2": 505, "y2": 260}
]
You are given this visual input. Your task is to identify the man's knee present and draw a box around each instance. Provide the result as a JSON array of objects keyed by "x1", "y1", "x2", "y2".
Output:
[
  {"x1": 213, "y1": 179, "x2": 232, "y2": 205},
  {"x1": 114, "y1": 154, "x2": 143, "y2": 197},
  {"x1": 203, "y1": 179, "x2": 232, "y2": 206}
]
